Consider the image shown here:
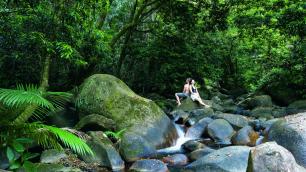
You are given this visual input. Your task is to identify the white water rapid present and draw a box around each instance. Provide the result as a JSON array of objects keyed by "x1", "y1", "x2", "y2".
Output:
[{"x1": 157, "y1": 123, "x2": 193, "y2": 154}]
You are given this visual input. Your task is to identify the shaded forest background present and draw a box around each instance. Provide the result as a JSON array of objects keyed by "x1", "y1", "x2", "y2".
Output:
[{"x1": 0, "y1": 0, "x2": 305, "y2": 105}]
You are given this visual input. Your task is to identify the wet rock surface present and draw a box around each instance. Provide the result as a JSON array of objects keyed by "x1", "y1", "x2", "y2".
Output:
[
  {"x1": 207, "y1": 119, "x2": 235, "y2": 145},
  {"x1": 232, "y1": 125, "x2": 259, "y2": 146}
]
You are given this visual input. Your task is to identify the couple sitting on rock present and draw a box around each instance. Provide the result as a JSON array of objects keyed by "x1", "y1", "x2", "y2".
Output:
[{"x1": 175, "y1": 78, "x2": 210, "y2": 107}]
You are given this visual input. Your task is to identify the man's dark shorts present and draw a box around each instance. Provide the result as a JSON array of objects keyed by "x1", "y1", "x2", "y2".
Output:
[{"x1": 176, "y1": 92, "x2": 189, "y2": 98}]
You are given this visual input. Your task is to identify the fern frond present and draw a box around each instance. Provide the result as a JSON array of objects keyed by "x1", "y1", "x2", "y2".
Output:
[
  {"x1": 0, "y1": 86, "x2": 54, "y2": 110},
  {"x1": 43, "y1": 125, "x2": 94, "y2": 156},
  {"x1": 0, "y1": 123, "x2": 93, "y2": 156},
  {"x1": 45, "y1": 91, "x2": 72, "y2": 109}
]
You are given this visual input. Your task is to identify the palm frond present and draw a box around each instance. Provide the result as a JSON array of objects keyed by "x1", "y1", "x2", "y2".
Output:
[
  {"x1": 43, "y1": 125, "x2": 93, "y2": 156},
  {"x1": 1, "y1": 123, "x2": 94, "y2": 156},
  {"x1": 45, "y1": 91, "x2": 72, "y2": 109},
  {"x1": 0, "y1": 84, "x2": 54, "y2": 110}
]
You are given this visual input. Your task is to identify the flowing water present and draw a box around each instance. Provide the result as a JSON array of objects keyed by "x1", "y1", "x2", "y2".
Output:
[{"x1": 157, "y1": 123, "x2": 193, "y2": 154}]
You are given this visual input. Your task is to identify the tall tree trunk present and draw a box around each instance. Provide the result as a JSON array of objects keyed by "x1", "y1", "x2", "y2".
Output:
[{"x1": 13, "y1": 56, "x2": 51, "y2": 124}]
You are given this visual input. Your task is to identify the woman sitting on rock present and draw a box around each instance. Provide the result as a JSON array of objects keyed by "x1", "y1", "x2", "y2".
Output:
[{"x1": 189, "y1": 79, "x2": 210, "y2": 107}]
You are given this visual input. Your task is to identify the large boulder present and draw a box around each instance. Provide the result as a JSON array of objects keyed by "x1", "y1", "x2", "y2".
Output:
[
  {"x1": 214, "y1": 113, "x2": 249, "y2": 129},
  {"x1": 207, "y1": 119, "x2": 235, "y2": 145},
  {"x1": 129, "y1": 159, "x2": 168, "y2": 172},
  {"x1": 268, "y1": 112, "x2": 306, "y2": 167},
  {"x1": 188, "y1": 108, "x2": 214, "y2": 124},
  {"x1": 185, "y1": 117, "x2": 213, "y2": 139},
  {"x1": 287, "y1": 100, "x2": 306, "y2": 114},
  {"x1": 175, "y1": 97, "x2": 204, "y2": 111},
  {"x1": 184, "y1": 146, "x2": 251, "y2": 172},
  {"x1": 80, "y1": 131, "x2": 125, "y2": 171},
  {"x1": 250, "y1": 107, "x2": 273, "y2": 119},
  {"x1": 238, "y1": 95, "x2": 273, "y2": 109},
  {"x1": 170, "y1": 110, "x2": 190, "y2": 124},
  {"x1": 232, "y1": 125, "x2": 259, "y2": 146},
  {"x1": 74, "y1": 114, "x2": 116, "y2": 131},
  {"x1": 248, "y1": 142, "x2": 306, "y2": 172},
  {"x1": 76, "y1": 74, "x2": 176, "y2": 162}
]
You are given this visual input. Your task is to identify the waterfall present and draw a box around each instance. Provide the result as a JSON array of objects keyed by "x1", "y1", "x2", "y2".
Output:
[{"x1": 157, "y1": 123, "x2": 192, "y2": 154}]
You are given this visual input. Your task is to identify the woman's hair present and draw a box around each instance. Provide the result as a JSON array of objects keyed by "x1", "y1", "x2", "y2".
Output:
[{"x1": 189, "y1": 78, "x2": 193, "y2": 84}]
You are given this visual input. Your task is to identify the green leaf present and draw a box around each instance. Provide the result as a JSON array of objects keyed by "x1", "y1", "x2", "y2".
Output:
[
  {"x1": 15, "y1": 138, "x2": 33, "y2": 144},
  {"x1": 23, "y1": 152, "x2": 40, "y2": 161},
  {"x1": 13, "y1": 141, "x2": 25, "y2": 153},
  {"x1": 9, "y1": 161, "x2": 21, "y2": 170},
  {"x1": 6, "y1": 146, "x2": 15, "y2": 162}
]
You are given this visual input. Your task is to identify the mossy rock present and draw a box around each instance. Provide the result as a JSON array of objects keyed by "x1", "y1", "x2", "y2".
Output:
[
  {"x1": 76, "y1": 74, "x2": 165, "y2": 129},
  {"x1": 250, "y1": 107, "x2": 273, "y2": 119},
  {"x1": 74, "y1": 114, "x2": 116, "y2": 131},
  {"x1": 76, "y1": 74, "x2": 175, "y2": 161},
  {"x1": 175, "y1": 97, "x2": 203, "y2": 111},
  {"x1": 287, "y1": 100, "x2": 306, "y2": 114},
  {"x1": 80, "y1": 131, "x2": 125, "y2": 171}
]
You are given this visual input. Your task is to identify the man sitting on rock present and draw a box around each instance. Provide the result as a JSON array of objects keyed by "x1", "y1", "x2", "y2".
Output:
[{"x1": 175, "y1": 78, "x2": 191, "y2": 106}]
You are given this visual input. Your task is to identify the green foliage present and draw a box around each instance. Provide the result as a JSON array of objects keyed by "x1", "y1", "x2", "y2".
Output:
[
  {"x1": 104, "y1": 129, "x2": 126, "y2": 141},
  {"x1": 0, "y1": 0, "x2": 305, "y2": 102},
  {"x1": 0, "y1": 85, "x2": 93, "y2": 165},
  {"x1": 3, "y1": 138, "x2": 39, "y2": 170}
]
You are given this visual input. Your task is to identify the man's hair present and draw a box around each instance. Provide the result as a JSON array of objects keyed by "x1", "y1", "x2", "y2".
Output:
[{"x1": 186, "y1": 78, "x2": 192, "y2": 83}]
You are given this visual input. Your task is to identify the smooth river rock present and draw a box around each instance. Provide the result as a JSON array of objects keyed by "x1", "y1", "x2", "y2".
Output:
[
  {"x1": 129, "y1": 159, "x2": 168, "y2": 172},
  {"x1": 248, "y1": 142, "x2": 306, "y2": 172},
  {"x1": 184, "y1": 146, "x2": 251, "y2": 172},
  {"x1": 232, "y1": 125, "x2": 259, "y2": 146},
  {"x1": 207, "y1": 119, "x2": 235, "y2": 145},
  {"x1": 185, "y1": 117, "x2": 213, "y2": 139},
  {"x1": 162, "y1": 154, "x2": 188, "y2": 166},
  {"x1": 214, "y1": 113, "x2": 249, "y2": 129},
  {"x1": 268, "y1": 112, "x2": 306, "y2": 168}
]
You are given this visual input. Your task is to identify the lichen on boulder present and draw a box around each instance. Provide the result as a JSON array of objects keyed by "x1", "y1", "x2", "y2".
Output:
[{"x1": 76, "y1": 74, "x2": 176, "y2": 161}]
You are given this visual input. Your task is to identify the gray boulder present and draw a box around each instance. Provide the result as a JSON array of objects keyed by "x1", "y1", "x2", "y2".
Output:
[
  {"x1": 232, "y1": 126, "x2": 259, "y2": 146},
  {"x1": 268, "y1": 112, "x2": 306, "y2": 167},
  {"x1": 287, "y1": 100, "x2": 306, "y2": 114},
  {"x1": 40, "y1": 149, "x2": 67, "y2": 164},
  {"x1": 184, "y1": 146, "x2": 251, "y2": 172},
  {"x1": 249, "y1": 142, "x2": 306, "y2": 172},
  {"x1": 175, "y1": 97, "x2": 203, "y2": 111},
  {"x1": 250, "y1": 107, "x2": 273, "y2": 119},
  {"x1": 76, "y1": 74, "x2": 176, "y2": 162},
  {"x1": 185, "y1": 117, "x2": 213, "y2": 139},
  {"x1": 188, "y1": 147, "x2": 215, "y2": 161},
  {"x1": 170, "y1": 110, "x2": 190, "y2": 124},
  {"x1": 162, "y1": 154, "x2": 188, "y2": 166},
  {"x1": 207, "y1": 119, "x2": 235, "y2": 145},
  {"x1": 80, "y1": 131, "x2": 125, "y2": 171},
  {"x1": 188, "y1": 108, "x2": 214, "y2": 123},
  {"x1": 214, "y1": 113, "x2": 249, "y2": 129},
  {"x1": 272, "y1": 107, "x2": 287, "y2": 118},
  {"x1": 129, "y1": 159, "x2": 168, "y2": 172},
  {"x1": 239, "y1": 95, "x2": 272, "y2": 109},
  {"x1": 182, "y1": 140, "x2": 205, "y2": 152}
]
